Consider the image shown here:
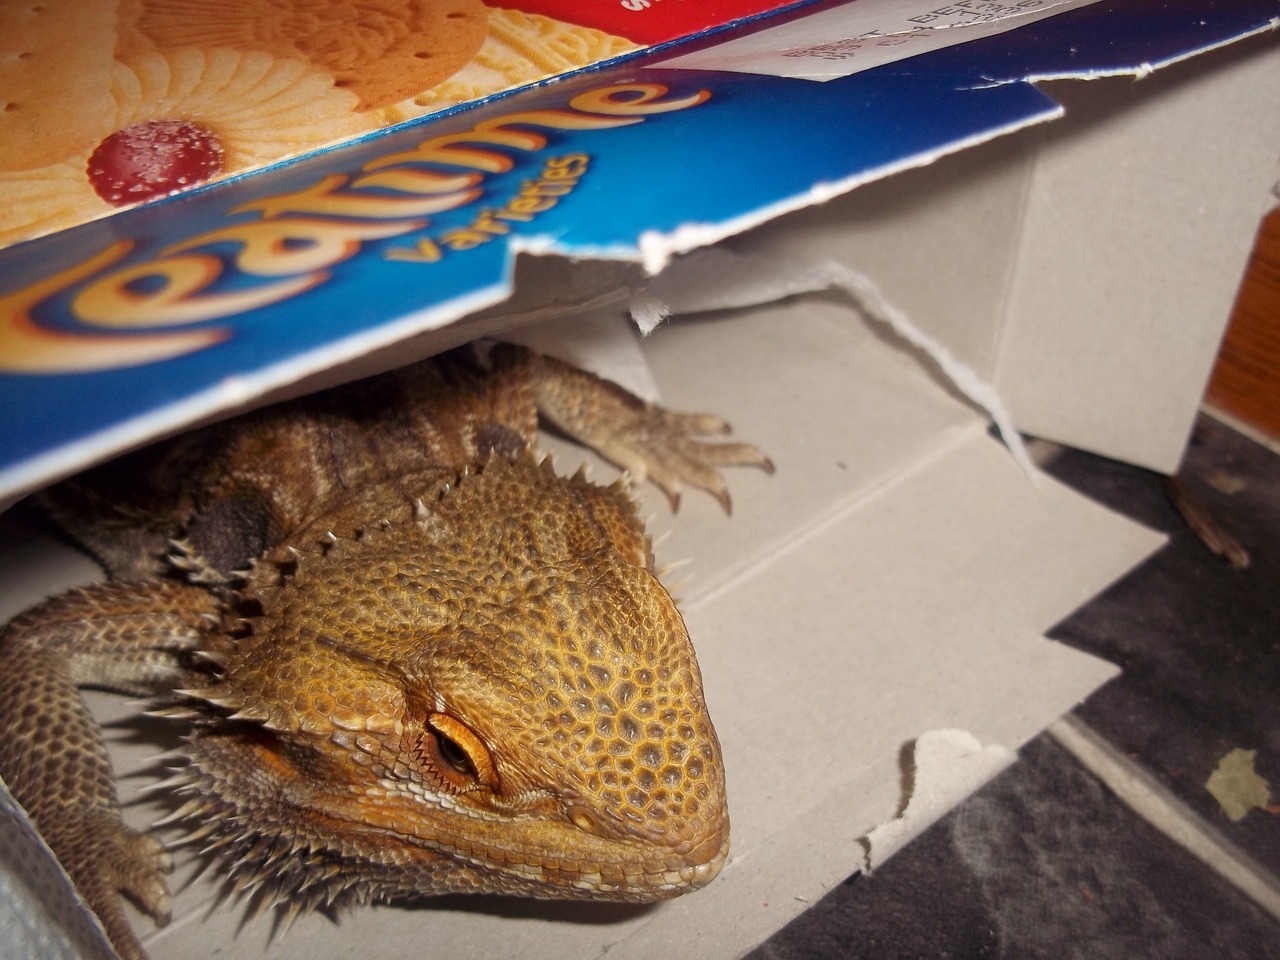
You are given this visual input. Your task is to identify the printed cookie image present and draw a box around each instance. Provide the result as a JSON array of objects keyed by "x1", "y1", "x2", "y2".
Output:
[
  {"x1": 102, "y1": 47, "x2": 376, "y2": 189},
  {"x1": 0, "y1": 0, "x2": 120, "y2": 171},
  {"x1": 0, "y1": 0, "x2": 640, "y2": 249},
  {"x1": 386, "y1": 7, "x2": 640, "y2": 122},
  {"x1": 0, "y1": 46, "x2": 376, "y2": 248},
  {"x1": 127, "y1": 0, "x2": 491, "y2": 111}
]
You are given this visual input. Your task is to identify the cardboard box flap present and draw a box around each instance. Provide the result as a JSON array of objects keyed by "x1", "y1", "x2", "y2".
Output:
[
  {"x1": 679, "y1": 10, "x2": 1280, "y2": 473},
  {"x1": 995, "y1": 34, "x2": 1280, "y2": 471}
]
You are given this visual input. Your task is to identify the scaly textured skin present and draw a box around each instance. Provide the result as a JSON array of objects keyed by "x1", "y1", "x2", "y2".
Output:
[{"x1": 0, "y1": 343, "x2": 772, "y2": 960}]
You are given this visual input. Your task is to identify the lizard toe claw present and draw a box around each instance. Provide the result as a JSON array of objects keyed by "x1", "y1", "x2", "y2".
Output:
[
  {"x1": 612, "y1": 411, "x2": 773, "y2": 514},
  {"x1": 110, "y1": 826, "x2": 174, "y2": 924},
  {"x1": 54, "y1": 810, "x2": 173, "y2": 960},
  {"x1": 529, "y1": 348, "x2": 773, "y2": 513}
]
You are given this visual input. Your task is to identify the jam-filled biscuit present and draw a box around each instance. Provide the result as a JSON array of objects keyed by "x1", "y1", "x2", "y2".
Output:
[
  {"x1": 128, "y1": 0, "x2": 490, "y2": 110},
  {"x1": 0, "y1": 46, "x2": 375, "y2": 248}
]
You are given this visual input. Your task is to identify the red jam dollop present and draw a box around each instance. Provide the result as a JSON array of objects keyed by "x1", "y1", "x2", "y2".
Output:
[{"x1": 87, "y1": 120, "x2": 226, "y2": 206}]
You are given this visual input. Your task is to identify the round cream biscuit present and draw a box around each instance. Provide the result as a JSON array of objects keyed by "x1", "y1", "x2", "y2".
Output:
[
  {"x1": 130, "y1": 0, "x2": 490, "y2": 110},
  {"x1": 1, "y1": 46, "x2": 377, "y2": 248}
]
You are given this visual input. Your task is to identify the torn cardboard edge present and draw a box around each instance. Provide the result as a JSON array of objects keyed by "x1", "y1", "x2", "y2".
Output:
[
  {"x1": 657, "y1": 0, "x2": 1280, "y2": 87},
  {"x1": 859, "y1": 729, "x2": 1015, "y2": 872},
  {"x1": 632, "y1": 248, "x2": 1037, "y2": 477},
  {"x1": 1010, "y1": 16, "x2": 1280, "y2": 85},
  {"x1": 626, "y1": 106, "x2": 1065, "y2": 278}
]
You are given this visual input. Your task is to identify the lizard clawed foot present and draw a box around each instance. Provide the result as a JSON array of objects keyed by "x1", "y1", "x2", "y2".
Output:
[
  {"x1": 52, "y1": 809, "x2": 173, "y2": 960},
  {"x1": 525, "y1": 347, "x2": 774, "y2": 513},
  {"x1": 597, "y1": 407, "x2": 775, "y2": 514},
  {"x1": 109, "y1": 820, "x2": 174, "y2": 924}
]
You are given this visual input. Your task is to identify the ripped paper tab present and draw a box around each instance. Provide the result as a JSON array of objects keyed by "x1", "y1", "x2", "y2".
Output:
[{"x1": 862, "y1": 729, "x2": 1015, "y2": 871}]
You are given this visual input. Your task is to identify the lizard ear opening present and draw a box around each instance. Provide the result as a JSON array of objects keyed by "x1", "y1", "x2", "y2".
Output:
[{"x1": 426, "y1": 713, "x2": 498, "y2": 791}]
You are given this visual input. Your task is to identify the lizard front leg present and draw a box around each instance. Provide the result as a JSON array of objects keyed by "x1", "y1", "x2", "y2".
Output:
[
  {"x1": 0, "y1": 579, "x2": 223, "y2": 960},
  {"x1": 509, "y1": 346, "x2": 775, "y2": 512}
]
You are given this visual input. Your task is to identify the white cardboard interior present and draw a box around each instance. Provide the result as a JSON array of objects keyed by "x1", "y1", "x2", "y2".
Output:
[{"x1": 731, "y1": 31, "x2": 1280, "y2": 474}]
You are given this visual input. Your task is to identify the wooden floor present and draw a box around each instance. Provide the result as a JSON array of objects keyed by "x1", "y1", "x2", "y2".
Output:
[{"x1": 1207, "y1": 208, "x2": 1280, "y2": 440}]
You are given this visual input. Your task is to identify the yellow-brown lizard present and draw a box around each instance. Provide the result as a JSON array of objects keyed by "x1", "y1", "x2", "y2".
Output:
[{"x1": 0, "y1": 343, "x2": 772, "y2": 960}]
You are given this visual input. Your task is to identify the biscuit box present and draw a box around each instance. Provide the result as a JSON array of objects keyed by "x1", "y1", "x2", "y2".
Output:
[{"x1": 0, "y1": 2, "x2": 1278, "y2": 959}]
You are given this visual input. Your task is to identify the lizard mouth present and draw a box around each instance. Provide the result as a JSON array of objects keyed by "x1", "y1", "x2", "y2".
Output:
[
  {"x1": 463, "y1": 828, "x2": 730, "y2": 902},
  {"x1": 180, "y1": 719, "x2": 731, "y2": 909},
  {"x1": 586, "y1": 829, "x2": 728, "y2": 898},
  {"x1": 402, "y1": 792, "x2": 731, "y2": 902}
]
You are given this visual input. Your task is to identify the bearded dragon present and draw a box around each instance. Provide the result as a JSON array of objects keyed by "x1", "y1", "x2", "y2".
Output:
[{"x1": 0, "y1": 343, "x2": 772, "y2": 960}]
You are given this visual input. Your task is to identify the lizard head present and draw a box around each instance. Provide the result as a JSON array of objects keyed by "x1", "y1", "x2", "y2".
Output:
[{"x1": 177, "y1": 454, "x2": 729, "y2": 912}]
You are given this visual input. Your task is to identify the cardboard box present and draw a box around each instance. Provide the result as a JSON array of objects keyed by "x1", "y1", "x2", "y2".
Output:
[
  {"x1": 724, "y1": 26, "x2": 1280, "y2": 473},
  {"x1": 0, "y1": 2, "x2": 1276, "y2": 958}
]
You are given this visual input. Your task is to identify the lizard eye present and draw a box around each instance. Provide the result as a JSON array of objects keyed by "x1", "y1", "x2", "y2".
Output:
[
  {"x1": 426, "y1": 714, "x2": 498, "y2": 791},
  {"x1": 433, "y1": 729, "x2": 474, "y2": 776}
]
